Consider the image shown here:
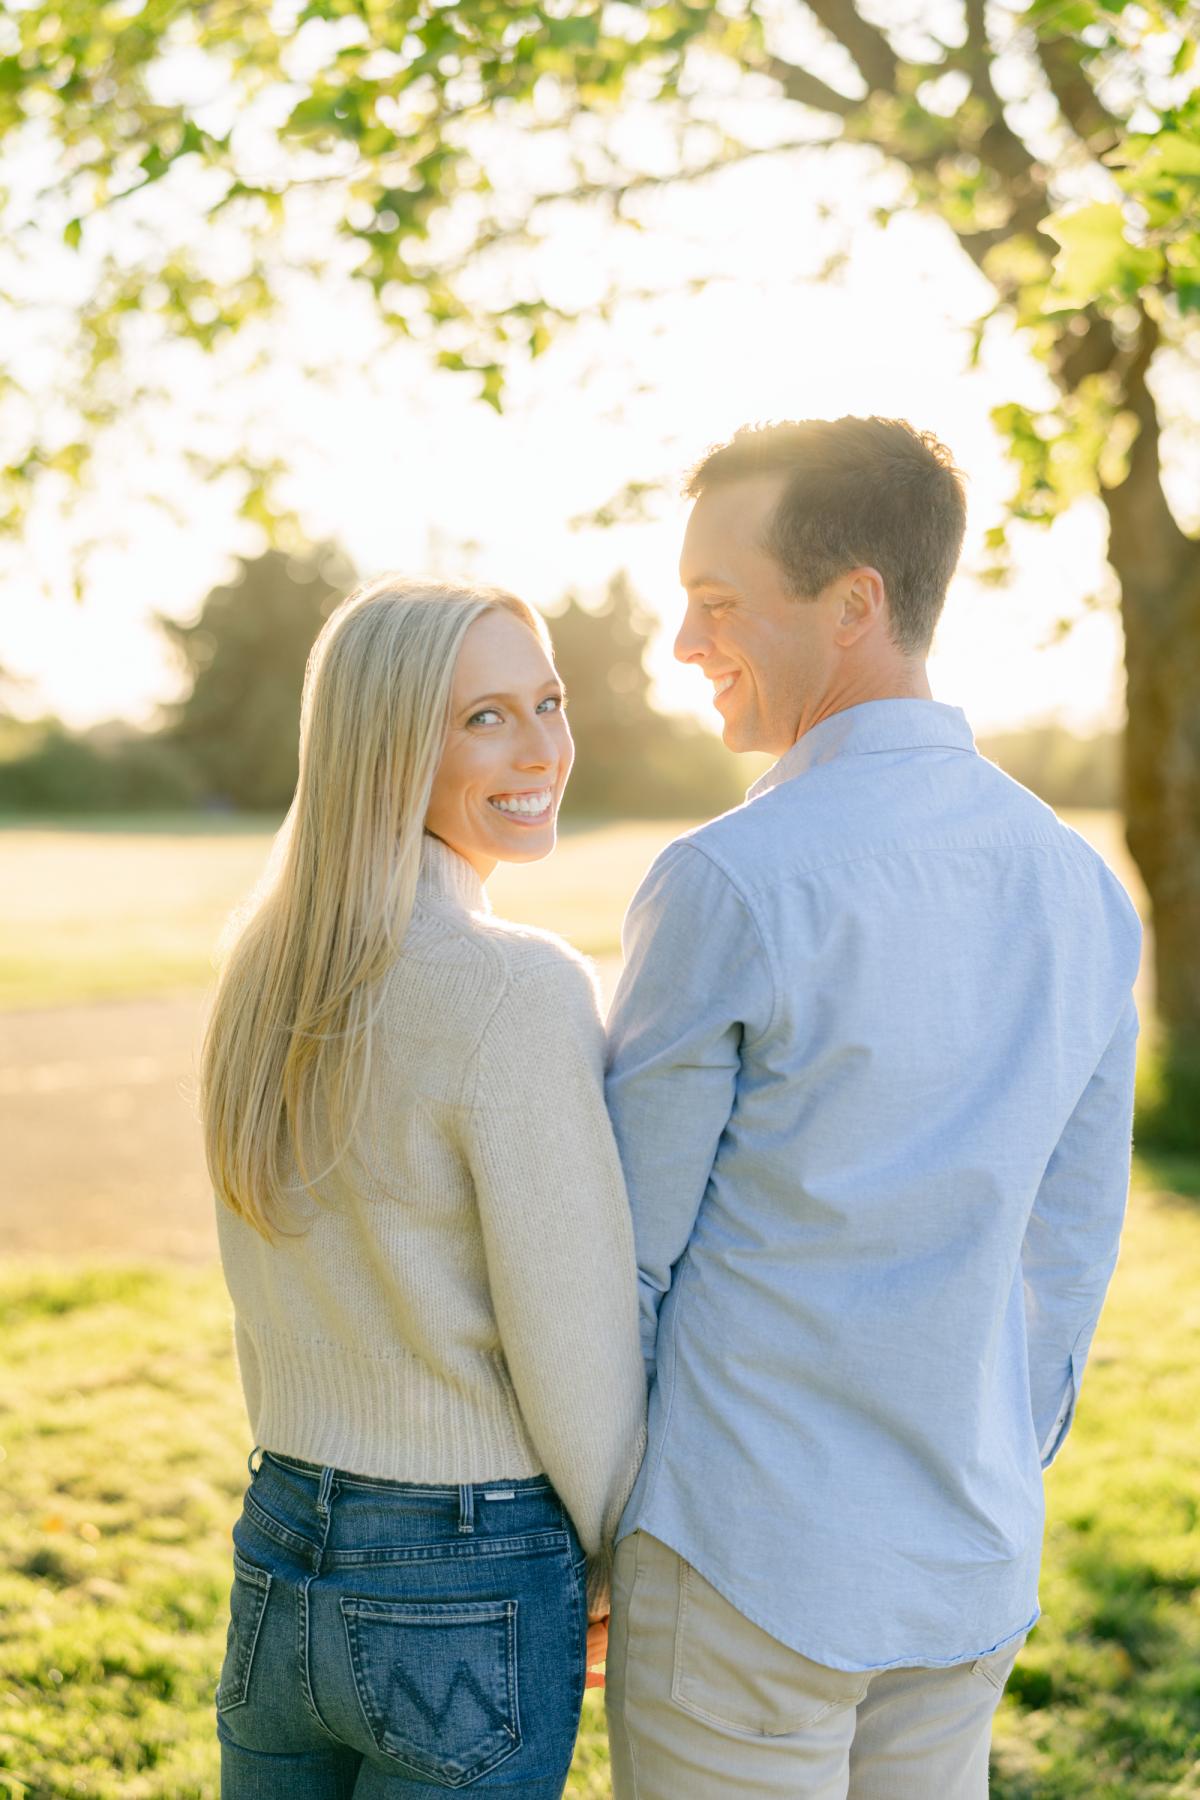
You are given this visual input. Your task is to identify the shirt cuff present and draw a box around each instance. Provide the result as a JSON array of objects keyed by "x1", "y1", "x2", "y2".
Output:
[{"x1": 1038, "y1": 1351, "x2": 1082, "y2": 1468}]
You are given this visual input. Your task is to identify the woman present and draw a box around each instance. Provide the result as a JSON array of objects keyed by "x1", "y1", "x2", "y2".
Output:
[{"x1": 204, "y1": 576, "x2": 647, "y2": 1798}]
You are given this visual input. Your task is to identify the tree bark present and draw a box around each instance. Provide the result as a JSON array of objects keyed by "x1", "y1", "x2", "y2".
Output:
[{"x1": 1101, "y1": 320, "x2": 1200, "y2": 1062}]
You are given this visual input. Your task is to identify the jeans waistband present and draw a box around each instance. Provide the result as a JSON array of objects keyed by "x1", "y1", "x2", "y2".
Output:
[
  {"x1": 243, "y1": 1450, "x2": 572, "y2": 1567},
  {"x1": 258, "y1": 1449, "x2": 554, "y2": 1499}
]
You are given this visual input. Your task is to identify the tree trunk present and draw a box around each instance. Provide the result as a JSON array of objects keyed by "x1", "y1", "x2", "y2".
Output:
[
  {"x1": 1117, "y1": 556, "x2": 1200, "y2": 1033},
  {"x1": 1101, "y1": 323, "x2": 1200, "y2": 1145}
]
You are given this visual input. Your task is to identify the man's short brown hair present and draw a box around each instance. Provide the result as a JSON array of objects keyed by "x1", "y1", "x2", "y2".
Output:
[{"x1": 684, "y1": 417, "x2": 967, "y2": 655}]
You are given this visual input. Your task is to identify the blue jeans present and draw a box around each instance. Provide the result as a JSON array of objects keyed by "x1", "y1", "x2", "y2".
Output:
[{"x1": 216, "y1": 1452, "x2": 589, "y2": 1797}]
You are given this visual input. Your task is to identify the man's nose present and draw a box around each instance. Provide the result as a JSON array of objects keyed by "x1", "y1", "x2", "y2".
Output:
[{"x1": 674, "y1": 610, "x2": 709, "y2": 665}]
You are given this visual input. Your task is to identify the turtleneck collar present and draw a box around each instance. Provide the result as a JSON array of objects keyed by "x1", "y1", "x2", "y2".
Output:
[{"x1": 416, "y1": 832, "x2": 490, "y2": 914}]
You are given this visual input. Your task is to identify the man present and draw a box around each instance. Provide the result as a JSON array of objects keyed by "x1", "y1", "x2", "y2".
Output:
[{"x1": 603, "y1": 417, "x2": 1141, "y2": 1799}]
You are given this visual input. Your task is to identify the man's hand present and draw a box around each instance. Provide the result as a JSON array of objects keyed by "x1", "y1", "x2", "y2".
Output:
[{"x1": 586, "y1": 1613, "x2": 609, "y2": 1689}]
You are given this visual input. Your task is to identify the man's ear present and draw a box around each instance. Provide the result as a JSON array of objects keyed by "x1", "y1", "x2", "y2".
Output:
[{"x1": 833, "y1": 568, "x2": 886, "y2": 647}]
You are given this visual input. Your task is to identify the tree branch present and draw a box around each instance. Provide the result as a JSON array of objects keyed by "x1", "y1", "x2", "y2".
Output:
[
  {"x1": 799, "y1": 0, "x2": 898, "y2": 94},
  {"x1": 764, "y1": 53, "x2": 859, "y2": 118},
  {"x1": 432, "y1": 138, "x2": 838, "y2": 277},
  {"x1": 1102, "y1": 309, "x2": 1195, "y2": 594},
  {"x1": 1052, "y1": 306, "x2": 1121, "y2": 392},
  {"x1": 790, "y1": 0, "x2": 1040, "y2": 202},
  {"x1": 963, "y1": 0, "x2": 1002, "y2": 104},
  {"x1": 974, "y1": 109, "x2": 1043, "y2": 188},
  {"x1": 954, "y1": 190, "x2": 1055, "y2": 272},
  {"x1": 1034, "y1": 32, "x2": 1123, "y2": 153}
]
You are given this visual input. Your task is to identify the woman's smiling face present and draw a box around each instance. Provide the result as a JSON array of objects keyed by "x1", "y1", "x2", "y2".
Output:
[{"x1": 425, "y1": 607, "x2": 573, "y2": 878}]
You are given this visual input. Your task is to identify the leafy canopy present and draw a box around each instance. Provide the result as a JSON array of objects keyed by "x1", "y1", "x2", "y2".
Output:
[{"x1": 1, "y1": 0, "x2": 1197, "y2": 539}]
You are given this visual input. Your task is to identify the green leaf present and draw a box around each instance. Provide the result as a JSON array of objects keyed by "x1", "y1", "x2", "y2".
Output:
[
  {"x1": 478, "y1": 364, "x2": 504, "y2": 412},
  {"x1": 546, "y1": 16, "x2": 601, "y2": 49},
  {"x1": 284, "y1": 90, "x2": 343, "y2": 135},
  {"x1": 1043, "y1": 203, "x2": 1164, "y2": 308},
  {"x1": 1116, "y1": 130, "x2": 1200, "y2": 182},
  {"x1": 1027, "y1": 0, "x2": 1100, "y2": 28},
  {"x1": 1167, "y1": 233, "x2": 1200, "y2": 309}
]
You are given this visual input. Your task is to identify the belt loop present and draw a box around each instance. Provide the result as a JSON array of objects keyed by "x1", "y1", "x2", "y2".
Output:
[
  {"x1": 247, "y1": 1445, "x2": 263, "y2": 1477},
  {"x1": 316, "y1": 1466, "x2": 335, "y2": 1521},
  {"x1": 458, "y1": 1483, "x2": 475, "y2": 1535}
]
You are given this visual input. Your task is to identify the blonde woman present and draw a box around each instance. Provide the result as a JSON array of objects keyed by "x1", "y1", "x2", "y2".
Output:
[{"x1": 205, "y1": 578, "x2": 647, "y2": 1798}]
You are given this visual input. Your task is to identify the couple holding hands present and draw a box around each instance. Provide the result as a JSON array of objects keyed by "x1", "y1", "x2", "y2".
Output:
[{"x1": 204, "y1": 416, "x2": 1140, "y2": 1799}]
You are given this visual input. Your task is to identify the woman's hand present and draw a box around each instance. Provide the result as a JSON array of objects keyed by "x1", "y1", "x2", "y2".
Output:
[{"x1": 585, "y1": 1613, "x2": 609, "y2": 1689}]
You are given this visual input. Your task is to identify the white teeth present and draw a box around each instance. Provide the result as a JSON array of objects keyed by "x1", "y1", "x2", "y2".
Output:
[
  {"x1": 713, "y1": 674, "x2": 737, "y2": 696},
  {"x1": 490, "y1": 789, "x2": 553, "y2": 817}
]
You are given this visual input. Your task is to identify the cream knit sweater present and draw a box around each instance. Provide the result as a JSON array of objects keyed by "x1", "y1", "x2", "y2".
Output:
[{"x1": 216, "y1": 834, "x2": 647, "y2": 1608}]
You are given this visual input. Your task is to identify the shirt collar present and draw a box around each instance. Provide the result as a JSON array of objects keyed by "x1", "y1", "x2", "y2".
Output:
[
  {"x1": 417, "y1": 832, "x2": 491, "y2": 914},
  {"x1": 747, "y1": 700, "x2": 977, "y2": 802}
]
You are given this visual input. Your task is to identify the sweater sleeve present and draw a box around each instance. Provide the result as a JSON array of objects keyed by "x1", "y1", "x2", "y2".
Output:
[{"x1": 460, "y1": 947, "x2": 648, "y2": 1614}]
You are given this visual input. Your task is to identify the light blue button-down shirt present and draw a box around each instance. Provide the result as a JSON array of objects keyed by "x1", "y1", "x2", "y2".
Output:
[{"x1": 605, "y1": 700, "x2": 1141, "y2": 1672}]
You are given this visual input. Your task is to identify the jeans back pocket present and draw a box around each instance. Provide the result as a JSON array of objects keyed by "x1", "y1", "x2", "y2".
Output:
[
  {"x1": 216, "y1": 1552, "x2": 273, "y2": 1712},
  {"x1": 341, "y1": 1596, "x2": 521, "y2": 1787}
]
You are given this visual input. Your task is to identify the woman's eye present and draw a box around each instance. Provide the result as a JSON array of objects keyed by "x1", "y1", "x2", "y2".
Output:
[
  {"x1": 537, "y1": 694, "x2": 565, "y2": 714},
  {"x1": 468, "y1": 708, "x2": 503, "y2": 727}
]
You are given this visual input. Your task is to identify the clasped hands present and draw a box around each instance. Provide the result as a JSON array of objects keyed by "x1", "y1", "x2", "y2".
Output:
[{"x1": 586, "y1": 1612, "x2": 609, "y2": 1690}]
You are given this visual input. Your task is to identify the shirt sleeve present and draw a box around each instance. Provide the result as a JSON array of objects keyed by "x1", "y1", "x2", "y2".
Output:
[
  {"x1": 605, "y1": 840, "x2": 775, "y2": 1384},
  {"x1": 1022, "y1": 992, "x2": 1139, "y2": 1468},
  {"x1": 461, "y1": 949, "x2": 647, "y2": 1612}
]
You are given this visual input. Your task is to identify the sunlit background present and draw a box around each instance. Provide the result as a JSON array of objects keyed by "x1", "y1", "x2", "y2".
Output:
[
  {"x1": 3, "y1": 149, "x2": 1124, "y2": 738},
  {"x1": 3, "y1": 4, "x2": 1199, "y2": 1797}
]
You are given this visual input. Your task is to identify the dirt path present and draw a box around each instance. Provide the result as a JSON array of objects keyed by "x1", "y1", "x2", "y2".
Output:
[
  {"x1": 0, "y1": 955, "x2": 627, "y2": 1262},
  {"x1": 0, "y1": 993, "x2": 217, "y2": 1261}
]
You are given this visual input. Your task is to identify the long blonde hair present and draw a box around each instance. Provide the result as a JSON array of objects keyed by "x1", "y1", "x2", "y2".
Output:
[{"x1": 201, "y1": 574, "x2": 547, "y2": 1240}]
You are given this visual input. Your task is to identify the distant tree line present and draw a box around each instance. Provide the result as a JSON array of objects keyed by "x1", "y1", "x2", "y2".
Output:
[
  {"x1": 0, "y1": 547, "x2": 1121, "y2": 820},
  {"x1": 975, "y1": 726, "x2": 1120, "y2": 814},
  {"x1": 0, "y1": 550, "x2": 753, "y2": 821}
]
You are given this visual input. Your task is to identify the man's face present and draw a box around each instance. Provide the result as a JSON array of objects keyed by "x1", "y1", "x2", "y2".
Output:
[{"x1": 676, "y1": 474, "x2": 842, "y2": 757}]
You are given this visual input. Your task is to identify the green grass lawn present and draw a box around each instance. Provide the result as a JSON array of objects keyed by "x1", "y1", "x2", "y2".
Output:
[
  {"x1": 0, "y1": 1263, "x2": 610, "y2": 1799},
  {"x1": 1, "y1": 1158, "x2": 1197, "y2": 1798}
]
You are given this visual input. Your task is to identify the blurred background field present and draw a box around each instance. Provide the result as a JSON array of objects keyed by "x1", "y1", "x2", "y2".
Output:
[
  {"x1": 0, "y1": 803, "x2": 1144, "y2": 1015},
  {"x1": 0, "y1": 816, "x2": 683, "y2": 1012}
]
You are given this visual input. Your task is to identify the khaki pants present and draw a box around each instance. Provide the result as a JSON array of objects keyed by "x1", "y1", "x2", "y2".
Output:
[{"x1": 605, "y1": 1533, "x2": 1023, "y2": 1800}]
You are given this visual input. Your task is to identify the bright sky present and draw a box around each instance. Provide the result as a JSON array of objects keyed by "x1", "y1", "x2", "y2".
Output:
[{"x1": 2, "y1": 141, "x2": 1128, "y2": 740}]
